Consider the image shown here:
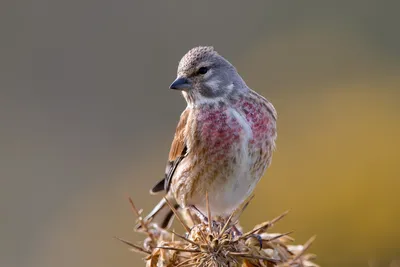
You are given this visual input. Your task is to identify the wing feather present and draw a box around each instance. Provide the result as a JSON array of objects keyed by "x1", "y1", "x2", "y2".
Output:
[
  {"x1": 168, "y1": 109, "x2": 189, "y2": 161},
  {"x1": 150, "y1": 109, "x2": 190, "y2": 194}
]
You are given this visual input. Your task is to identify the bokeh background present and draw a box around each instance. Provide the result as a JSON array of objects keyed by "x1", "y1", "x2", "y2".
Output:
[{"x1": 1, "y1": 1, "x2": 400, "y2": 266}]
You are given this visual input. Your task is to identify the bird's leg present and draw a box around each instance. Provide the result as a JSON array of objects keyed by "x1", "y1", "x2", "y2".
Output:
[
  {"x1": 188, "y1": 205, "x2": 208, "y2": 224},
  {"x1": 251, "y1": 234, "x2": 263, "y2": 250},
  {"x1": 231, "y1": 225, "x2": 242, "y2": 236},
  {"x1": 231, "y1": 225, "x2": 263, "y2": 249}
]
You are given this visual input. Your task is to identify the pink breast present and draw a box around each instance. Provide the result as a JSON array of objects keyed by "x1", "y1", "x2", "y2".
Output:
[
  {"x1": 197, "y1": 106, "x2": 241, "y2": 157},
  {"x1": 237, "y1": 100, "x2": 273, "y2": 146},
  {"x1": 197, "y1": 100, "x2": 274, "y2": 158}
]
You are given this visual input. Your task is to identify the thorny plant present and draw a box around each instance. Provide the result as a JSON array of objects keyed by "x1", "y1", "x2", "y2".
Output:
[{"x1": 116, "y1": 194, "x2": 318, "y2": 267}]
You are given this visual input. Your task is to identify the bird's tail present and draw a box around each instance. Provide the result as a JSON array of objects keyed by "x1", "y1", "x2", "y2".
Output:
[{"x1": 135, "y1": 195, "x2": 179, "y2": 230}]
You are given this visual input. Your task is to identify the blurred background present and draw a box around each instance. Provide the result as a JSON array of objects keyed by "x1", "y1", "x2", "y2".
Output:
[{"x1": 1, "y1": 1, "x2": 400, "y2": 266}]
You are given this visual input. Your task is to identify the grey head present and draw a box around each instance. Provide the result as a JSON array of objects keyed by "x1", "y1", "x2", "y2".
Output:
[{"x1": 169, "y1": 46, "x2": 247, "y2": 105}]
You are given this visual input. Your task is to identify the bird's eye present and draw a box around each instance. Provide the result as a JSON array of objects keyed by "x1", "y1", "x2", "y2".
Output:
[{"x1": 197, "y1": 67, "x2": 209, "y2": 75}]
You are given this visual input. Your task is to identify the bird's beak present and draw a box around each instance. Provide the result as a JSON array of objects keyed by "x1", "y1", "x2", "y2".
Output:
[{"x1": 169, "y1": 77, "x2": 191, "y2": 90}]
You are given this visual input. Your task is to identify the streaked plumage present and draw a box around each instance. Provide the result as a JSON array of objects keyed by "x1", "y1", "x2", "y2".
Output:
[{"x1": 138, "y1": 46, "x2": 277, "y2": 229}]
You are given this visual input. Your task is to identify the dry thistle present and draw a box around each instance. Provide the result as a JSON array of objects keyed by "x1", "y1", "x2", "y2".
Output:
[{"x1": 116, "y1": 195, "x2": 318, "y2": 267}]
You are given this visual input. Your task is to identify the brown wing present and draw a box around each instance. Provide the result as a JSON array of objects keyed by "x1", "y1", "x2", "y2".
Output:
[
  {"x1": 168, "y1": 108, "x2": 189, "y2": 161},
  {"x1": 150, "y1": 109, "x2": 189, "y2": 194}
]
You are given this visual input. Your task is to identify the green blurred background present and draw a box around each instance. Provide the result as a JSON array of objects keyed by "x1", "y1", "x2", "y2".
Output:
[{"x1": 1, "y1": 1, "x2": 399, "y2": 266}]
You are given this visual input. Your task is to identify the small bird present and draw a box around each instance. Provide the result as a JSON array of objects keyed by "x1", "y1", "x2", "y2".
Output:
[{"x1": 138, "y1": 46, "x2": 277, "y2": 229}]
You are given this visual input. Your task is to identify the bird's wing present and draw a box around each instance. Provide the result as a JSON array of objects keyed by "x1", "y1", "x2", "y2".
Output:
[{"x1": 150, "y1": 109, "x2": 189, "y2": 194}]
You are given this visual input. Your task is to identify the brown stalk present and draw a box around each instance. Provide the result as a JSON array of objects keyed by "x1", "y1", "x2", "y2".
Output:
[
  {"x1": 165, "y1": 228, "x2": 200, "y2": 247},
  {"x1": 228, "y1": 252, "x2": 280, "y2": 263},
  {"x1": 114, "y1": 236, "x2": 151, "y2": 255},
  {"x1": 164, "y1": 197, "x2": 191, "y2": 232},
  {"x1": 241, "y1": 210, "x2": 289, "y2": 239},
  {"x1": 156, "y1": 246, "x2": 201, "y2": 253},
  {"x1": 288, "y1": 235, "x2": 316, "y2": 264},
  {"x1": 205, "y1": 191, "x2": 212, "y2": 229}
]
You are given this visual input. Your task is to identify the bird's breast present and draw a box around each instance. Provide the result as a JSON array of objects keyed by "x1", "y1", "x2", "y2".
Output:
[
  {"x1": 193, "y1": 98, "x2": 275, "y2": 154},
  {"x1": 194, "y1": 104, "x2": 243, "y2": 159}
]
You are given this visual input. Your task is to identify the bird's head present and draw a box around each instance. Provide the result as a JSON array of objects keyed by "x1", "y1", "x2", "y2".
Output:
[{"x1": 170, "y1": 46, "x2": 247, "y2": 106}]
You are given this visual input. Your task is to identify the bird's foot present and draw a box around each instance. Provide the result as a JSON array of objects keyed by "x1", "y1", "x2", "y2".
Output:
[
  {"x1": 247, "y1": 234, "x2": 263, "y2": 250},
  {"x1": 231, "y1": 224, "x2": 242, "y2": 237},
  {"x1": 188, "y1": 205, "x2": 208, "y2": 224}
]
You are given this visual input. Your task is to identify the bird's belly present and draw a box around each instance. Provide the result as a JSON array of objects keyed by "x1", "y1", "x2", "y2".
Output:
[{"x1": 203, "y1": 151, "x2": 259, "y2": 216}]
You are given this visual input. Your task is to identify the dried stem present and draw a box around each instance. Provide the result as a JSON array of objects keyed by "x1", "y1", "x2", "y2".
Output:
[{"x1": 119, "y1": 197, "x2": 318, "y2": 267}]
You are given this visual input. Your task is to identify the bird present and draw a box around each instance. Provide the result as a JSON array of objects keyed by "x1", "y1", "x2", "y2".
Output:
[{"x1": 137, "y1": 46, "x2": 277, "y2": 229}]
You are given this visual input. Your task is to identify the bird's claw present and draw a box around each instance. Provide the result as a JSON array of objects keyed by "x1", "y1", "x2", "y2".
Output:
[
  {"x1": 188, "y1": 205, "x2": 208, "y2": 224},
  {"x1": 251, "y1": 234, "x2": 263, "y2": 250}
]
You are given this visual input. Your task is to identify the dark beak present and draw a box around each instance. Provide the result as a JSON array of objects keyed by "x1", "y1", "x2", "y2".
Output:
[{"x1": 169, "y1": 77, "x2": 191, "y2": 90}]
